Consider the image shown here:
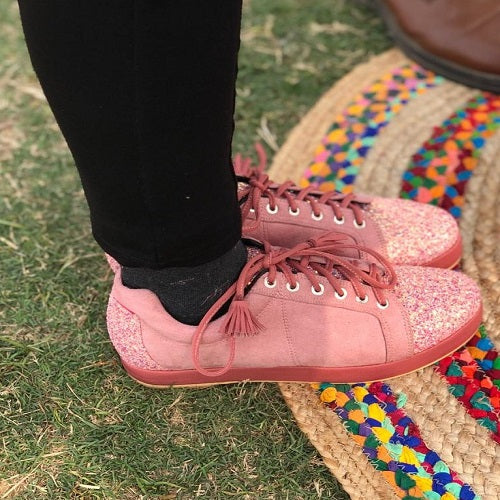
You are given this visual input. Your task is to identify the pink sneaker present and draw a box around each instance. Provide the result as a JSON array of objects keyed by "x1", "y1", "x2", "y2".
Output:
[
  {"x1": 235, "y1": 145, "x2": 462, "y2": 269},
  {"x1": 107, "y1": 234, "x2": 481, "y2": 387}
]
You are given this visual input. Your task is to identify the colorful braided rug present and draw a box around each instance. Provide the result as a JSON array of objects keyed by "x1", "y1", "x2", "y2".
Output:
[{"x1": 269, "y1": 49, "x2": 500, "y2": 500}]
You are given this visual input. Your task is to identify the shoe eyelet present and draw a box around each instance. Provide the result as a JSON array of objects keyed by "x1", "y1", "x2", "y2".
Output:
[
  {"x1": 353, "y1": 219, "x2": 366, "y2": 229},
  {"x1": 311, "y1": 211, "x2": 323, "y2": 221},
  {"x1": 286, "y1": 282, "x2": 300, "y2": 292},
  {"x1": 334, "y1": 216, "x2": 345, "y2": 225},
  {"x1": 266, "y1": 203, "x2": 278, "y2": 215},
  {"x1": 264, "y1": 276, "x2": 276, "y2": 288},
  {"x1": 377, "y1": 300, "x2": 389, "y2": 310},
  {"x1": 355, "y1": 295, "x2": 369, "y2": 304},
  {"x1": 311, "y1": 283, "x2": 324, "y2": 296},
  {"x1": 289, "y1": 207, "x2": 300, "y2": 216},
  {"x1": 334, "y1": 288, "x2": 347, "y2": 300}
]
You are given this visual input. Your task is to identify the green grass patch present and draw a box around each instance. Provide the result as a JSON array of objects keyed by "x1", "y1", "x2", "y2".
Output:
[{"x1": 1, "y1": 1, "x2": 391, "y2": 497}]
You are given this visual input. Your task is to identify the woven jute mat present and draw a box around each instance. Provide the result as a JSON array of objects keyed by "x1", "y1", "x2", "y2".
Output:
[{"x1": 269, "y1": 49, "x2": 500, "y2": 500}]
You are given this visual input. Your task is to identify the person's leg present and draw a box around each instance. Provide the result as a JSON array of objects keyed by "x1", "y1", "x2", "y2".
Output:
[{"x1": 17, "y1": 0, "x2": 246, "y2": 324}]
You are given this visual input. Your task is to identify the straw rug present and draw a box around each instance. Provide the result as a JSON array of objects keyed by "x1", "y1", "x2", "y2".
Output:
[{"x1": 268, "y1": 49, "x2": 499, "y2": 500}]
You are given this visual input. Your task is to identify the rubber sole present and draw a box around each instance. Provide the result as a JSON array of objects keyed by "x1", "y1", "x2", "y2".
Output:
[
  {"x1": 425, "y1": 233, "x2": 462, "y2": 270},
  {"x1": 376, "y1": 1, "x2": 500, "y2": 93},
  {"x1": 120, "y1": 304, "x2": 482, "y2": 388}
]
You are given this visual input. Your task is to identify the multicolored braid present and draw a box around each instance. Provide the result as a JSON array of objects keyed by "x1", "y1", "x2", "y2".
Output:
[
  {"x1": 401, "y1": 93, "x2": 500, "y2": 218},
  {"x1": 466, "y1": 326, "x2": 500, "y2": 389},
  {"x1": 313, "y1": 383, "x2": 478, "y2": 500},
  {"x1": 436, "y1": 346, "x2": 500, "y2": 444},
  {"x1": 302, "y1": 65, "x2": 443, "y2": 192}
]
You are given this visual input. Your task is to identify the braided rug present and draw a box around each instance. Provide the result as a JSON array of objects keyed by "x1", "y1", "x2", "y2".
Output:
[{"x1": 269, "y1": 49, "x2": 500, "y2": 500}]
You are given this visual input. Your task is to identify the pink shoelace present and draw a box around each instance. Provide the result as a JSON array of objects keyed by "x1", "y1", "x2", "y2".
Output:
[
  {"x1": 234, "y1": 144, "x2": 367, "y2": 229},
  {"x1": 192, "y1": 233, "x2": 397, "y2": 377}
]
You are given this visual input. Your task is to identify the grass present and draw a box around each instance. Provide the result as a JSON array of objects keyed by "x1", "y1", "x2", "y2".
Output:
[{"x1": 0, "y1": 1, "x2": 392, "y2": 498}]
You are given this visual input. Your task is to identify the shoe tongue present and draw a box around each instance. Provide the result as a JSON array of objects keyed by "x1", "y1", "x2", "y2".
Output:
[
  {"x1": 350, "y1": 193, "x2": 372, "y2": 204},
  {"x1": 242, "y1": 238, "x2": 266, "y2": 260},
  {"x1": 243, "y1": 239, "x2": 388, "y2": 287},
  {"x1": 246, "y1": 245, "x2": 263, "y2": 260},
  {"x1": 238, "y1": 172, "x2": 374, "y2": 207},
  {"x1": 286, "y1": 253, "x2": 348, "y2": 280},
  {"x1": 287, "y1": 251, "x2": 389, "y2": 284},
  {"x1": 345, "y1": 257, "x2": 391, "y2": 284}
]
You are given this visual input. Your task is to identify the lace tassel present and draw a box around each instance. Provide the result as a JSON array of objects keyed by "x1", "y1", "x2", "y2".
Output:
[{"x1": 222, "y1": 298, "x2": 263, "y2": 337}]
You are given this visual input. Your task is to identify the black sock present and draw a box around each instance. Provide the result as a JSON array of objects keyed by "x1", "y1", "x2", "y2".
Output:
[{"x1": 121, "y1": 241, "x2": 247, "y2": 325}]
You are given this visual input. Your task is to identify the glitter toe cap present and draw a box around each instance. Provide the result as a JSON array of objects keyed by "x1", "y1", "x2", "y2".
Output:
[
  {"x1": 367, "y1": 198, "x2": 460, "y2": 266},
  {"x1": 393, "y1": 266, "x2": 482, "y2": 353},
  {"x1": 107, "y1": 296, "x2": 160, "y2": 369}
]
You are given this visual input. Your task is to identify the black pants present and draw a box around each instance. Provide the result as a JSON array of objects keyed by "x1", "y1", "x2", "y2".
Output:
[{"x1": 17, "y1": 0, "x2": 243, "y2": 268}]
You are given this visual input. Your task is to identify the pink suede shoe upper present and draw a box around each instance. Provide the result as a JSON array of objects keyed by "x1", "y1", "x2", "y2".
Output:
[
  {"x1": 235, "y1": 147, "x2": 461, "y2": 268},
  {"x1": 107, "y1": 235, "x2": 481, "y2": 383}
]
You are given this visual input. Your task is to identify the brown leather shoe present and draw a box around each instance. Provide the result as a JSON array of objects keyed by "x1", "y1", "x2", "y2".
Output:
[{"x1": 377, "y1": 0, "x2": 500, "y2": 92}]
